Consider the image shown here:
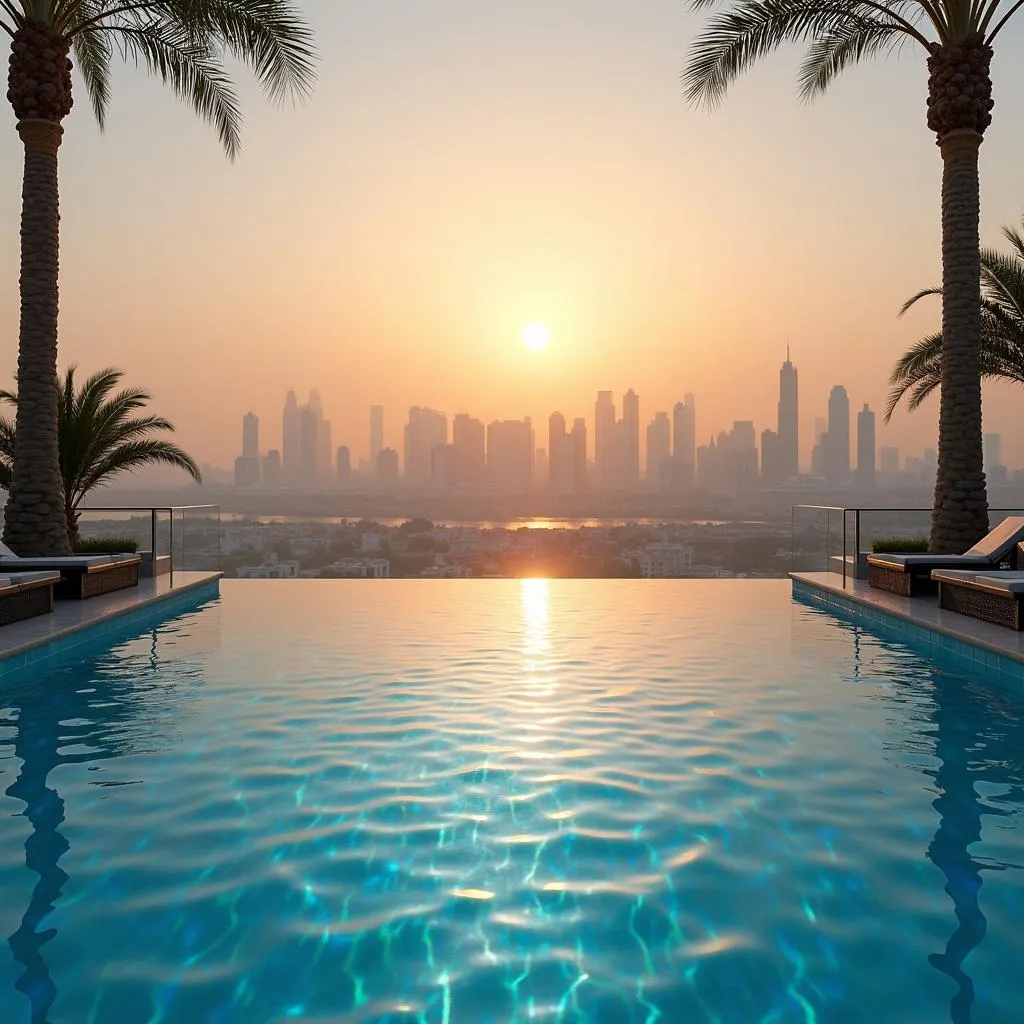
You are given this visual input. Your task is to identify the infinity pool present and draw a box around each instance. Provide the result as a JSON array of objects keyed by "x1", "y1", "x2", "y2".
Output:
[{"x1": 1, "y1": 580, "x2": 1022, "y2": 1023}]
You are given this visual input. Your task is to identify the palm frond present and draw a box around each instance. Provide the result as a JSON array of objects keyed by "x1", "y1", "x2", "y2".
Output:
[
  {"x1": 73, "y1": 438, "x2": 202, "y2": 504},
  {"x1": 898, "y1": 285, "x2": 943, "y2": 317},
  {"x1": 73, "y1": 24, "x2": 113, "y2": 125},
  {"x1": 683, "y1": 0, "x2": 926, "y2": 107}
]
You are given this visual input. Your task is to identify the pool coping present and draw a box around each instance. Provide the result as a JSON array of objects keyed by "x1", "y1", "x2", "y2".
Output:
[
  {"x1": 791, "y1": 571, "x2": 1024, "y2": 691},
  {"x1": 0, "y1": 571, "x2": 222, "y2": 679}
]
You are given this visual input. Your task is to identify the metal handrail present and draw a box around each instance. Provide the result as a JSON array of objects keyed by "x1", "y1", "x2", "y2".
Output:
[
  {"x1": 80, "y1": 504, "x2": 220, "y2": 579},
  {"x1": 792, "y1": 505, "x2": 1024, "y2": 587}
]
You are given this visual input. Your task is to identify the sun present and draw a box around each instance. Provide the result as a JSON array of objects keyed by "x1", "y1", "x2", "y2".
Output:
[{"x1": 521, "y1": 323, "x2": 551, "y2": 351}]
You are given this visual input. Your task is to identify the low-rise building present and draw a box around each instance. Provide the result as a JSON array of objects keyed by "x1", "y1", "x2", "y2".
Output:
[{"x1": 639, "y1": 542, "x2": 694, "y2": 578}]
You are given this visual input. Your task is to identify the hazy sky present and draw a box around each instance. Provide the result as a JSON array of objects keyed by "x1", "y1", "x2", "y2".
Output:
[{"x1": 3, "y1": 1, "x2": 1024, "y2": 474}]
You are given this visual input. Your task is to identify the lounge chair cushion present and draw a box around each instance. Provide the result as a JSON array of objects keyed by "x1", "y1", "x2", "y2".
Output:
[
  {"x1": 964, "y1": 516, "x2": 1024, "y2": 559},
  {"x1": 868, "y1": 553, "x2": 989, "y2": 570},
  {"x1": 0, "y1": 554, "x2": 140, "y2": 569}
]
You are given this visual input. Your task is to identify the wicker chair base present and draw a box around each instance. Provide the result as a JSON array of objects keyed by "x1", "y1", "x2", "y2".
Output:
[
  {"x1": 939, "y1": 582, "x2": 1023, "y2": 631},
  {"x1": 0, "y1": 582, "x2": 53, "y2": 625},
  {"x1": 868, "y1": 564, "x2": 934, "y2": 597},
  {"x1": 56, "y1": 561, "x2": 141, "y2": 600}
]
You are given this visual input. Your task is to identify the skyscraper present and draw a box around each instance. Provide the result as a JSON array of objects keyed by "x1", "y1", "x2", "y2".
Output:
[
  {"x1": 299, "y1": 404, "x2": 320, "y2": 485},
  {"x1": 452, "y1": 413, "x2": 486, "y2": 487},
  {"x1": 571, "y1": 418, "x2": 587, "y2": 491},
  {"x1": 646, "y1": 412, "x2": 671, "y2": 489},
  {"x1": 242, "y1": 412, "x2": 259, "y2": 463},
  {"x1": 778, "y1": 350, "x2": 798, "y2": 478},
  {"x1": 282, "y1": 389, "x2": 301, "y2": 481},
  {"x1": 760, "y1": 428, "x2": 781, "y2": 485},
  {"x1": 404, "y1": 407, "x2": 448, "y2": 485},
  {"x1": 621, "y1": 389, "x2": 640, "y2": 489},
  {"x1": 549, "y1": 412, "x2": 574, "y2": 493},
  {"x1": 370, "y1": 405, "x2": 384, "y2": 465},
  {"x1": 595, "y1": 391, "x2": 616, "y2": 489},
  {"x1": 672, "y1": 395, "x2": 696, "y2": 487},
  {"x1": 487, "y1": 418, "x2": 533, "y2": 492},
  {"x1": 856, "y1": 404, "x2": 876, "y2": 489},
  {"x1": 825, "y1": 386, "x2": 850, "y2": 484},
  {"x1": 336, "y1": 445, "x2": 351, "y2": 485}
]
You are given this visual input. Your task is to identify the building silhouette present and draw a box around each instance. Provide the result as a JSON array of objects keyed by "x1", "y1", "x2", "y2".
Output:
[
  {"x1": 594, "y1": 391, "x2": 616, "y2": 489},
  {"x1": 984, "y1": 433, "x2": 1006, "y2": 484},
  {"x1": 376, "y1": 447, "x2": 399, "y2": 484},
  {"x1": 571, "y1": 418, "x2": 588, "y2": 491},
  {"x1": 234, "y1": 411, "x2": 260, "y2": 487},
  {"x1": 282, "y1": 389, "x2": 301, "y2": 482},
  {"x1": 370, "y1": 405, "x2": 384, "y2": 465},
  {"x1": 336, "y1": 445, "x2": 351, "y2": 485},
  {"x1": 549, "y1": 412, "x2": 574, "y2": 493},
  {"x1": 778, "y1": 351, "x2": 798, "y2": 478},
  {"x1": 856, "y1": 404, "x2": 876, "y2": 489},
  {"x1": 672, "y1": 395, "x2": 696, "y2": 489},
  {"x1": 880, "y1": 446, "x2": 900, "y2": 477},
  {"x1": 646, "y1": 412, "x2": 671, "y2": 490},
  {"x1": 621, "y1": 389, "x2": 640, "y2": 488},
  {"x1": 824, "y1": 385, "x2": 850, "y2": 484},
  {"x1": 404, "y1": 407, "x2": 448, "y2": 486},
  {"x1": 452, "y1": 413, "x2": 485, "y2": 487},
  {"x1": 487, "y1": 418, "x2": 533, "y2": 493}
]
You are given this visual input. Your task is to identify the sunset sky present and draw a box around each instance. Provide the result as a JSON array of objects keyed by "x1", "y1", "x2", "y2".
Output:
[{"x1": 2, "y1": 1, "x2": 1024, "y2": 473}]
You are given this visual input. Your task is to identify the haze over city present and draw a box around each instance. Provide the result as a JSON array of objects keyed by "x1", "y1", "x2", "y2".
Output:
[{"x1": 3, "y1": 1, "x2": 1024, "y2": 474}]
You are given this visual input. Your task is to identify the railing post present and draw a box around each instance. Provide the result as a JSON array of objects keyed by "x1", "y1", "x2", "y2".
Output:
[
  {"x1": 842, "y1": 509, "x2": 848, "y2": 588},
  {"x1": 855, "y1": 510, "x2": 861, "y2": 585},
  {"x1": 169, "y1": 510, "x2": 174, "y2": 585},
  {"x1": 150, "y1": 509, "x2": 157, "y2": 576}
]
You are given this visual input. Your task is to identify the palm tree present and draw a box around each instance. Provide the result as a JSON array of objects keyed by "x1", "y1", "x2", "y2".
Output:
[
  {"x1": 0, "y1": 367, "x2": 202, "y2": 544},
  {"x1": 887, "y1": 219, "x2": 1024, "y2": 421},
  {"x1": 684, "y1": 1, "x2": 1023, "y2": 552},
  {"x1": 2, "y1": 2, "x2": 315, "y2": 556}
]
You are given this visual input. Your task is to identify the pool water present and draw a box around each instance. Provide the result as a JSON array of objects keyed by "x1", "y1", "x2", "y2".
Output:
[{"x1": 1, "y1": 579, "x2": 1023, "y2": 1024}]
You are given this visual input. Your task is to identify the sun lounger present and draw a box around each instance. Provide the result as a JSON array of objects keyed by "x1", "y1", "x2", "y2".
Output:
[
  {"x1": 866, "y1": 516, "x2": 1024, "y2": 596},
  {"x1": 0, "y1": 571, "x2": 61, "y2": 626},
  {"x1": 0, "y1": 543, "x2": 141, "y2": 600},
  {"x1": 932, "y1": 569, "x2": 1024, "y2": 630}
]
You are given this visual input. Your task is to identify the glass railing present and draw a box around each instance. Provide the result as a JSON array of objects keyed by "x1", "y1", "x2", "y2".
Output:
[
  {"x1": 792, "y1": 505, "x2": 1024, "y2": 583},
  {"x1": 75, "y1": 505, "x2": 220, "y2": 577}
]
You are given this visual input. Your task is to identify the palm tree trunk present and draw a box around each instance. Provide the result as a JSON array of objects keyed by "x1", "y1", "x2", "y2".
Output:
[
  {"x1": 930, "y1": 129, "x2": 989, "y2": 554},
  {"x1": 2, "y1": 121, "x2": 73, "y2": 556}
]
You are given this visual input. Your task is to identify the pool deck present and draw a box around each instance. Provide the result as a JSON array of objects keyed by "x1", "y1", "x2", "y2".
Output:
[
  {"x1": 0, "y1": 570, "x2": 221, "y2": 677},
  {"x1": 792, "y1": 571, "x2": 1024, "y2": 689}
]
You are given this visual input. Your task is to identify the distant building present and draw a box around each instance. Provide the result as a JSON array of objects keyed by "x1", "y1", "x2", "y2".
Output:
[
  {"x1": 376, "y1": 447, "x2": 399, "y2": 484},
  {"x1": 646, "y1": 412, "x2": 671, "y2": 489},
  {"x1": 262, "y1": 449, "x2": 282, "y2": 484},
  {"x1": 282, "y1": 389, "x2": 301, "y2": 482},
  {"x1": 534, "y1": 447, "x2": 548, "y2": 487},
  {"x1": 621, "y1": 389, "x2": 640, "y2": 489},
  {"x1": 549, "y1": 411, "x2": 572, "y2": 493},
  {"x1": 571, "y1": 418, "x2": 588, "y2": 491},
  {"x1": 404, "y1": 406, "x2": 448, "y2": 485},
  {"x1": 984, "y1": 433, "x2": 1006, "y2": 484},
  {"x1": 233, "y1": 455, "x2": 259, "y2": 488},
  {"x1": 336, "y1": 445, "x2": 351, "y2": 485},
  {"x1": 452, "y1": 413, "x2": 485, "y2": 487},
  {"x1": 487, "y1": 418, "x2": 533, "y2": 492},
  {"x1": 778, "y1": 352, "x2": 799, "y2": 479},
  {"x1": 825, "y1": 386, "x2": 850, "y2": 484},
  {"x1": 238, "y1": 560, "x2": 299, "y2": 579},
  {"x1": 242, "y1": 411, "x2": 259, "y2": 464},
  {"x1": 431, "y1": 443, "x2": 457, "y2": 490},
  {"x1": 879, "y1": 446, "x2": 900, "y2": 476},
  {"x1": 856, "y1": 404, "x2": 876, "y2": 489},
  {"x1": 595, "y1": 391, "x2": 616, "y2": 489},
  {"x1": 326, "y1": 558, "x2": 390, "y2": 579},
  {"x1": 639, "y1": 542, "x2": 694, "y2": 578},
  {"x1": 370, "y1": 405, "x2": 384, "y2": 465},
  {"x1": 698, "y1": 421, "x2": 758, "y2": 493},
  {"x1": 672, "y1": 395, "x2": 696, "y2": 489},
  {"x1": 760, "y1": 428, "x2": 781, "y2": 486}
]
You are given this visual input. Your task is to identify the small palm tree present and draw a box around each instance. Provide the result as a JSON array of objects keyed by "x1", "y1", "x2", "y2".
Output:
[
  {"x1": 2, "y1": 2, "x2": 315, "y2": 556},
  {"x1": 0, "y1": 367, "x2": 202, "y2": 544},
  {"x1": 887, "y1": 220, "x2": 1024, "y2": 420},
  {"x1": 684, "y1": 1, "x2": 1024, "y2": 552}
]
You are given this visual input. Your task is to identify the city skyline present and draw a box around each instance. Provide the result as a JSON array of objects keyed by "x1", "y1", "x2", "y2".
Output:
[
  {"x1": 4, "y1": 6, "x2": 1023, "y2": 479},
  {"x1": 228, "y1": 351, "x2": 1015, "y2": 491}
]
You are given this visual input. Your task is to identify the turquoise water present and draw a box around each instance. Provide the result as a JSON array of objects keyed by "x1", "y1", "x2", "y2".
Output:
[{"x1": 1, "y1": 579, "x2": 1023, "y2": 1024}]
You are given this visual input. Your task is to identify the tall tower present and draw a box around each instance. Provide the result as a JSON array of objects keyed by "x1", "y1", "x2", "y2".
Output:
[
  {"x1": 548, "y1": 412, "x2": 572, "y2": 493},
  {"x1": 242, "y1": 412, "x2": 259, "y2": 462},
  {"x1": 595, "y1": 391, "x2": 616, "y2": 489},
  {"x1": 778, "y1": 349, "x2": 798, "y2": 478},
  {"x1": 672, "y1": 394, "x2": 696, "y2": 487},
  {"x1": 282, "y1": 389, "x2": 301, "y2": 481},
  {"x1": 826, "y1": 385, "x2": 850, "y2": 484},
  {"x1": 571, "y1": 418, "x2": 587, "y2": 491},
  {"x1": 370, "y1": 405, "x2": 384, "y2": 464},
  {"x1": 622, "y1": 389, "x2": 640, "y2": 489},
  {"x1": 452, "y1": 413, "x2": 486, "y2": 487},
  {"x1": 856, "y1": 404, "x2": 876, "y2": 488},
  {"x1": 646, "y1": 412, "x2": 671, "y2": 489}
]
